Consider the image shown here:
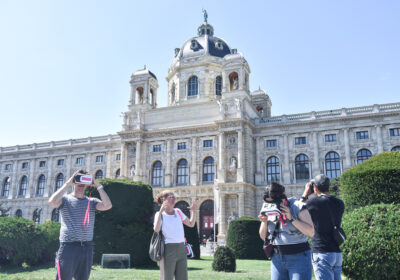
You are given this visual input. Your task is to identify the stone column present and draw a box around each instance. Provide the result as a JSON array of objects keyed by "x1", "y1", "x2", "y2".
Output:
[
  {"x1": 45, "y1": 157, "x2": 53, "y2": 197},
  {"x1": 130, "y1": 86, "x2": 135, "y2": 105},
  {"x1": 106, "y1": 151, "x2": 113, "y2": 178},
  {"x1": 86, "y1": 153, "x2": 92, "y2": 174},
  {"x1": 190, "y1": 137, "x2": 198, "y2": 186},
  {"x1": 134, "y1": 141, "x2": 142, "y2": 181},
  {"x1": 376, "y1": 125, "x2": 384, "y2": 153},
  {"x1": 120, "y1": 142, "x2": 127, "y2": 177},
  {"x1": 312, "y1": 132, "x2": 320, "y2": 176},
  {"x1": 239, "y1": 68, "x2": 244, "y2": 90},
  {"x1": 218, "y1": 194, "x2": 227, "y2": 242},
  {"x1": 9, "y1": 160, "x2": 18, "y2": 199},
  {"x1": 255, "y1": 137, "x2": 263, "y2": 185},
  {"x1": 238, "y1": 193, "x2": 245, "y2": 217},
  {"x1": 283, "y1": 134, "x2": 291, "y2": 184},
  {"x1": 237, "y1": 130, "x2": 244, "y2": 182},
  {"x1": 222, "y1": 71, "x2": 227, "y2": 93},
  {"x1": 165, "y1": 140, "x2": 172, "y2": 187},
  {"x1": 67, "y1": 155, "x2": 72, "y2": 178},
  {"x1": 217, "y1": 132, "x2": 225, "y2": 183},
  {"x1": 27, "y1": 159, "x2": 36, "y2": 198},
  {"x1": 343, "y1": 128, "x2": 351, "y2": 168}
]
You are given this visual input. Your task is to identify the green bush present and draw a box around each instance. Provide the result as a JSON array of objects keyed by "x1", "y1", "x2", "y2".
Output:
[
  {"x1": 39, "y1": 221, "x2": 61, "y2": 263},
  {"x1": 212, "y1": 246, "x2": 236, "y2": 272},
  {"x1": 340, "y1": 151, "x2": 400, "y2": 211},
  {"x1": 0, "y1": 217, "x2": 46, "y2": 266},
  {"x1": 341, "y1": 204, "x2": 400, "y2": 280},
  {"x1": 88, "y1": 179, "x2": 154, "y2": 268},
  {"x1": 226, "y1": 216, "x2": 265, "y2": 259}
]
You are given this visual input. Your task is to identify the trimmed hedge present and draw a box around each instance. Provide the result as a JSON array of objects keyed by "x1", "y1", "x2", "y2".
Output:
[
  {"x1": 340, "y1": 151, "x2": 400, "y2": 211},
  {"x1": 0, "y1": 217, "x2": 46, "y2": 266},
  {"x1": 212, "y1": 246, "x2": 236, "y2": 272},
  {"x1": 39, "y1": 221, "x2": 61, "y2": 263},
  {"x1": 341, "y1": 204, "x2": 400, "y2": 280},
  {"x1": 88, "y1": 179, "x2": 154, "y2": 267},
  {"x1": 226, "y1": 216, "x2": 265, "y2": 259}
]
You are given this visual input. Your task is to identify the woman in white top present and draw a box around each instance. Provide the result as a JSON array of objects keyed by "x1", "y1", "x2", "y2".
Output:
[{"x1": 154, "y1": 190, "x2": 196, "y2": 280}]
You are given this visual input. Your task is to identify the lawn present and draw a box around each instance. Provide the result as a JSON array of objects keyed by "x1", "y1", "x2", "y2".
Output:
[{"x1": 0, "y1": 257, "x2": 269, "y2": 280}]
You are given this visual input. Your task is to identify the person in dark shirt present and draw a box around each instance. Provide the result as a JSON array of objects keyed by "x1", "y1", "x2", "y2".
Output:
[{"x1": 300, "y1": 174, "x2": 345, "y2": 280}]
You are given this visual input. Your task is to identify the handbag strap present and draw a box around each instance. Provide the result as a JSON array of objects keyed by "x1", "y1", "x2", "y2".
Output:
[{"x1": 265, "y1": 219, "x2": 281, "y2": 244}]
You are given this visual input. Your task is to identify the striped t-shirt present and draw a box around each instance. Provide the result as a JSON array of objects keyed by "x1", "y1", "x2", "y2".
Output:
[{"x1": 58, "y1": 194, "x2": 101, "y2": 242}]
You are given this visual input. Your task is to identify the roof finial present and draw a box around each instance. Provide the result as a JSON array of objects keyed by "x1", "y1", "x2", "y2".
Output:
[
  {"x1": 144, "y1": 64, "x2": 146, "y2": 70},
  {"x1": 202, "y1": 9, "x2": 208, "y2": 23}
]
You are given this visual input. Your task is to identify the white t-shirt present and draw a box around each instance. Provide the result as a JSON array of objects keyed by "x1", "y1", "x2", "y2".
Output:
[{"x1": 160, "y1": 208, "x2": 187, "y2": 244}]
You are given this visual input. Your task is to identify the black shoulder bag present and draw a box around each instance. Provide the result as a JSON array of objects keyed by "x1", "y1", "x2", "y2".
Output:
[
  {"x1": 326, "y1": 198, "x2": 346, "y2": 246},
  {"x1": 263, "y1": 220, "x2": 280, "y2": 259},
  {"x1": 149, "y1": 214, "x2": 165, "y2": 262}
]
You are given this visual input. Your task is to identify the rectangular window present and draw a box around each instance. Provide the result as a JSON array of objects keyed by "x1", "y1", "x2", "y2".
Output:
[
  {"x1": 177, "y1": 142, "x2": 186, "y2": 150},
  {"x1": 325, "y1": 134, "x2": 337, "y2": 142},
  {"x1": 356, "y1": 131, "x2": 369, "y2": 140},
  {"x1": 203, "y1": 140, "x2": 213, "y2": 147},
  {"x1": 57, "y1": 159, "x2": 64, "y2": 166},
  {"x1": 153, "y1": 144, "x2": 162, "y2": 152},
  {"x1": 5, "y1": 164, "x2": 12, "y2": 171},
  {"x1": 390, "y1": 128, "x2": 400, "y2": 137},
  {"x1": 39, "y1": 161, "x2": 46, "y2": 167},
  {"x1": 295, "y1": 137, "x2": 306, "y2": 145},
  {"x1": 76, "y1": 157, "x2": 83, "y2": 165},
  {"x1": 116, "y1": 154, "x2": 121, "y2": 161},
  {"x1": 266, "y1": 140, "x2": 277, "y2": 148},
  {"x1": 96, "y1": 155, "x2": 104, "y2": 163},
  {"x1": 22, "y1": 162, "x2": 29, "y2": 169}
]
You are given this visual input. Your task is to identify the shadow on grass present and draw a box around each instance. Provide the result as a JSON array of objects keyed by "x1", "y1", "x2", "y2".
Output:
[{"x1": 0, "y1": 263, "x2": 53, "y2": 274}]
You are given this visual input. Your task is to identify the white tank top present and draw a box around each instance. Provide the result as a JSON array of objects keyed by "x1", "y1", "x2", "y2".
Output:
[{"x1": 161, "y1": 209, "x2": 187, "y2": 244}]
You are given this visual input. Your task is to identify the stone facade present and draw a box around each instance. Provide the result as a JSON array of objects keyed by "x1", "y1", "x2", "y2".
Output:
[{"x1": 1, "y1": 18, "x2": 400, "y2": 241}]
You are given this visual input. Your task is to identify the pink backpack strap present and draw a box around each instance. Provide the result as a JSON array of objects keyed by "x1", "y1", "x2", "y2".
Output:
[{"x1": 175, "y1": 208, "x2": 184, "y2": 221}]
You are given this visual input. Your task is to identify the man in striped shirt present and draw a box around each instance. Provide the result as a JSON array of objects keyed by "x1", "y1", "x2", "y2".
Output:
[{"x1": 48, "y1": 170, "x2": 112, "y2": 280}]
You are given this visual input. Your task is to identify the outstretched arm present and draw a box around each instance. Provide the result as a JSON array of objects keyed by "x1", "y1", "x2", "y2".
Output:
[
  {"x1": 93, "y1": 178, "x2": 112, "y2": 211},
  {"x1": 48, "y1": 171, "x2": 77, "y2": 208},
  {"x1": 182, "y1": 199, "x2": 197, "y2": 228}
]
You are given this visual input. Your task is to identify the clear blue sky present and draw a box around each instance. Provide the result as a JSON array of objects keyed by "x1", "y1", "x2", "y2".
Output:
[{"x1": 0, "y1": 0, "x2": 399, "y2": 147}]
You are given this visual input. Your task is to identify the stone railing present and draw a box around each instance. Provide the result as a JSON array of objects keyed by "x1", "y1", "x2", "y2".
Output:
[
  {"x1": 0, "y1": 134, "x2": 120, "y2": 154},
  {"x1": 259, "y1": 102, "x2": 400, "y2": 124}
]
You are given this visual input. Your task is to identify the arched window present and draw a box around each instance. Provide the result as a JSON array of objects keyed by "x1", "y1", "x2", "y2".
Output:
[
  {"x1": 392, "y1": 146, "x2": 400, "y2": 151},
  {"x1": 2, "y1": 177, "x2": 10, "y2": 197},
  {"x1": 229, "y1": 72, "x2": 239, "y2": 91},
  {"x1": 37, "y1": 175, "x2": 45, "y2": 196},
  {"x1": 32, "y1": 208, "x2": 41, "y2": 223},
  {"x1": 325, "y1": 152, "x2": 341, "y2": 179},
  {"x1": 55, "y1": 173, "x2": 64, "y2": 191},
  {"x1": 177, "y1": 159, "x2": 189, "y2": 185},
  {"x1": 215, "y1": 76, "x2": 222, "y2": 96},
  {"x1": 51, "y1": 208, "x2": 60, "y2": 222},
  {"x1": 95, "y1": 170, "x2": 103, "y2": 179},
  {"x1": 203, "y1": 157, "x2": 215, "y2": 182},
  {"x1": 15, "y1": 209, "x2": 22, "y2": 218},
  {"x1": 115, "y1": 169, "x2": 120, "y2": 178},
  {"x1": 136, "y1": 86, "x2": 144, "y2": 104},
  {"x1": 188, "y1": 76, "x2": 198, "y2": 96},
  {"x1": 152, "y1": 161, "x2": 163, "y2": 186},
  {"x1": 357, "y1": 149, "x2": 372, "y2": 164},
  {"x1": 266, "y1": 156, "x2": 280, "y2": 183},
  {"x1": 295, "y1": 154, "x2": 310, "y2": 181},
  {"x1": 175, "y1": 200, "x2": 190, "y2": 218},
  {"x1": 19, "y1": 176, "x2": 28, "y2": 196}
]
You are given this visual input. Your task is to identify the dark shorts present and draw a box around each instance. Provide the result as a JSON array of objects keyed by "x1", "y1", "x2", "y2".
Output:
[{"x1": 55, "y1": 242, "x2": 94, "y2": 280}]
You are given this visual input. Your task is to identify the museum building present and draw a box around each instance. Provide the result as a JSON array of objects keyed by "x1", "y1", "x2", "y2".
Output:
[{"x1": 1, "y1": 17, "x2": 400, "y2": 240}]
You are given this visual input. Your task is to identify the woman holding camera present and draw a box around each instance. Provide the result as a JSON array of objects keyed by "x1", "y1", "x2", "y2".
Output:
[
  {"x1": 259, "y1": 182, "x2": 314, "y2": 280},
  {"x1": 153, "y1": 190, "x2": 196, "y2": 280}
]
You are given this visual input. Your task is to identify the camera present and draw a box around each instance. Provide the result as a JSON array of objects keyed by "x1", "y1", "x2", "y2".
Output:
[
  {"x1": 309, "y1": 179, "x2": 316, "y2": 193},
  {"x1": 73, "y1": 174, "x2": 92, "y2": 185},
  {"x1": 260, "y1": 201, "x2": 282, "y2": 217}
]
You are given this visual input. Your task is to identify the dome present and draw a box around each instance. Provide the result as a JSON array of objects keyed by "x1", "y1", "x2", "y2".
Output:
[
  {"x1": 132, "y1": 67, "x2": 157, "y2": 80},
  {"x1": 173, "y1": 17, "x2": 232, "y2": 61}
]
